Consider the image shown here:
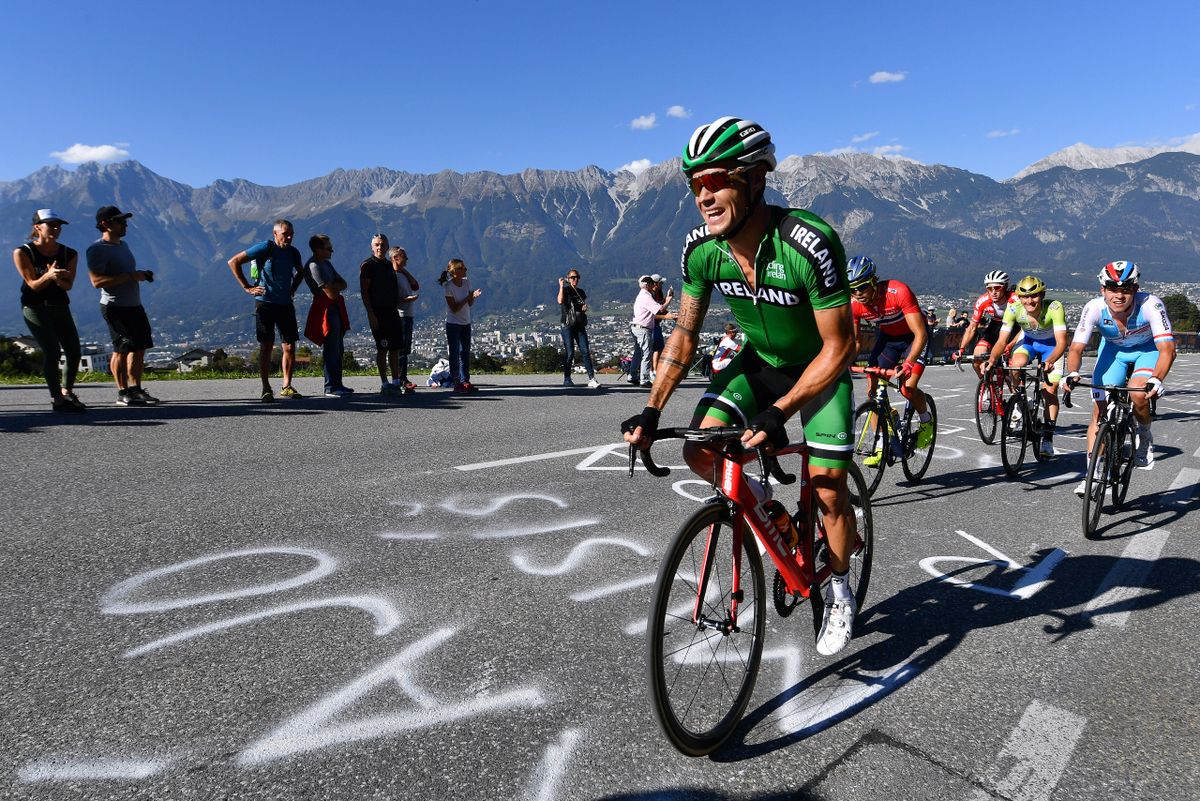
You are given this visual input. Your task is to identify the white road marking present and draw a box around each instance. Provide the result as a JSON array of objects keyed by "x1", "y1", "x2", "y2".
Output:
[
  {"x1": 570, "y1": 574, "x2": 656, "y2": 602},
  {"x1": 474, "y1": 518, "x2": 599, "y2": 540},
  {"x1": 971, "y1": 700, "x2": 1085, "y2": 801},
  {"x1": 102, "y1": 547, "x2": 337, "y2": 615},
  {"x1": 454, "y1": 444, "x2": 615, "y2": 471},
  {"x1": 919, "y1": 531, "x2": 1066, "y2": 600},
  {"x1": 1165, "y1": 468, "x2": 1199, "y2": 502},
  {"x1": 526, "y1": 728, "x2": 583, "y2": 801},
  {"x1": 123, "y1": 596, "x2": 403, "y2": 658},
  {"x1": 378, "y1": 531, "x2": 442, "y2": 540},
  {"x1": 19, "y1": 757, "x2": 172, "y2": 782},
  {"x1": 1083, "y1": 529, "x2": 1169, "y2": 627},
  {"x1": 512, "y1": 538, "x2": 651, "y2": 576}
]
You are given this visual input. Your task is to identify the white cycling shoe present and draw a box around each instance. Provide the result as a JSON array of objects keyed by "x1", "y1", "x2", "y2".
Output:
[{"x1": 816, "y1": 596, "x2": 857, "y2": 656}]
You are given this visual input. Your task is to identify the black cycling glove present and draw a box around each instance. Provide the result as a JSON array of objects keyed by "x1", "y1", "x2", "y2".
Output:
[
  {"x1": 749, "y1": 406, "x2": 789, "y2": 449},
  {"x1": 621, "y1": 406, "x2": 661, "y2": 440}
]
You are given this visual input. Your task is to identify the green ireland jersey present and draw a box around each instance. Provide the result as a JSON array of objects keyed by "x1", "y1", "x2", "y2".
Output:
[
  {"x1": 1001, "y1": 298, "x2": 1066, "y2": 342},
  {"x1": 680, "y1": 206, "x2": 850, "y2": 367}
]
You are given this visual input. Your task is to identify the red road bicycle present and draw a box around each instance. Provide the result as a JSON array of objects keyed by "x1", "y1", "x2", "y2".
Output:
[
  {"x1": 954, "y1": 353, "x2": 1009, "y2": 444},
  {"x1": 631, "y1": 428, "x2": 874, "y2": 756}
]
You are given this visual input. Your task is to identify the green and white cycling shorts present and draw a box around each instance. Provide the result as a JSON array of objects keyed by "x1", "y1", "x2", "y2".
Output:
[{"x1": 690, "y1": 346, "x2": 853, "y2": 469}]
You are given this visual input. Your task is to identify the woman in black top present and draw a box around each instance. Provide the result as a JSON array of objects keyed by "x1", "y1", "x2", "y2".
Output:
[{"x1": 12, "y1": 209, "x2": 85, "y2": 412}]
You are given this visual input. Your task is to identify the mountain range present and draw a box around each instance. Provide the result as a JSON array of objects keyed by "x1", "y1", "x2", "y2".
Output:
[{"x1": 2, "y1": 147, "x2": 1198, "y2": 343}]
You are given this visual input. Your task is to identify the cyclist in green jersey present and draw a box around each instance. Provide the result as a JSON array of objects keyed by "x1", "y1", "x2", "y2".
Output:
[
  {"x1": 622, "y1": 117, "x2": 860, "y2": 656},
  {"x1": 984, "y1": 275, "x2": 1068, "y2": 458}
]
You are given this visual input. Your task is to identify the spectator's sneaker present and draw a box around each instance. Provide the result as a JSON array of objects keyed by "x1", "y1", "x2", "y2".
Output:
[
  {"x1": 863, "y1": 447, "x2": 884, "y2": 467},
  {"x1": 117, "y1": 390, "x2": 145, "y2": 406},
  {"x1": 816, "y1": 596, "x2": 857, "y2": 656},
  {"x1": 52, "y1": 396, "x2": 85, "y2": 414},
  {"x1": 131, "y1": 387, "x2": 160, "y2": 405},
  {"x1": 404, "y1": 381, "x2": 417, "y2": 391},
  {"x1": 380, "y1": 383, "x2": 397, "y2": 395},
  {"x1": 261, "y1": 388, "x2": 275, "y2": 403},
  {"x1": 279, "y1": 385, "x2": 303, "y2": 399},
  {"x1": 587, "y1": 377, "x2": 601, "y2": 389},
  {"x1": 463, "y1": 381, "x2": 479, "y2": 392},
  {"x1": 62, "y1": 390, "x2": 87, "y2": 410},
  {"x1": 325, "y1": 387, "x2": 353, "y2": 398},
  {"x1": 563, "y1": 377, "x2": 575, "y2": 387},
  {"x1": 454, "y1": 382, "x2": 471, "y2": 392},
  {"x1": 1039, "y1": 439, "x2": 1055, "y2": 459},
  {"x1": 916, "y1": 421, "x2": 935, "y2": 449},
  {"x1": 1135, "y1": 430, "x2": 1154, "y2": 467},
  {"x1": 1073, "y1": 479, "x2": 1087, "y2": 497},
  {"x1": 640, "y1": 380, "x2": 653, "y2": 387},
  {"x1": 626, "y1": 377, "x2": 638, "y2": 385}
]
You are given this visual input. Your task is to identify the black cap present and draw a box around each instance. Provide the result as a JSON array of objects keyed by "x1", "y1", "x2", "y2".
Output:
[{"x1": 96, "y1": 205, "x2": 133, "y2": 224}]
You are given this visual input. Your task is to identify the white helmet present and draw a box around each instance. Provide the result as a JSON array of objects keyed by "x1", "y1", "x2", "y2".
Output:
[{"x1": 983, "y1": 270, "x2": 1009, "y2": 287}]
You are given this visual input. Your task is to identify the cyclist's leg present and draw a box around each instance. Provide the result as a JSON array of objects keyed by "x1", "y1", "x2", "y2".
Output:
[{"x1": 801, "y1": 374, "x2": 855, "y2": 573}]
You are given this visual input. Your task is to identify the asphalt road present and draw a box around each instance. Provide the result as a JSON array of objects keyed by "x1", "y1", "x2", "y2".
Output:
[{"x1": 2, "y1": 359, "x2": 1198, "y2": 801}]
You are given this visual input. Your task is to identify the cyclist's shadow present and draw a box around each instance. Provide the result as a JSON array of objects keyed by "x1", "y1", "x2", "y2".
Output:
[{"x1": 713, "y1": 544, "x2": 1200, "y2": 761}]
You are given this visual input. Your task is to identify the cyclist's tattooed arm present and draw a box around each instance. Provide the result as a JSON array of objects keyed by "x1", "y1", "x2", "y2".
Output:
[{"x1": 647, "y1": 292, "x2": 709, "y2": 410}]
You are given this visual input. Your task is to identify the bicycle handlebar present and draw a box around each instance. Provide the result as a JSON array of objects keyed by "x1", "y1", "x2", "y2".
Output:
[
  {"x1": 1072, "y1": 382, "x2": 1150, "y2": 393},
  {"x1": 628, "y1": 426, "x2": 798, "y2": 487},
  {"x1": 850, "y1": 365, "x2": 899, "y2": 378}
]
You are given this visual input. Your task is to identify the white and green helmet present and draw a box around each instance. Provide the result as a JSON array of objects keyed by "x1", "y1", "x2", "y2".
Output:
[{"x1": 682, "y1": 116, "x2": 777, "y2": 174}]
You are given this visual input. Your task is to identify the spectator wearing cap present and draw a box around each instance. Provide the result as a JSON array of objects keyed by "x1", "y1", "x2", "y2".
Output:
[
  {"x1": 86, "y1": 206, "x2": 160, "y2": 406},
  {"x1": 12, "y1": 209, "x2": 86, "y2": 412},
  {"x1": 924, "y1": 306, "x2": 939, "y2": 329},
  {"x1": 629, "y1": 274, "x2": 672, "y2": 387}
]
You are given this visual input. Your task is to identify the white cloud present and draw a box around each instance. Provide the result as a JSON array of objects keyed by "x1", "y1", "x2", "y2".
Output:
[
  {"x1": 666, "y1": 105, "x2": 691, "y2": 119},
  {"x1": 825, "y1": 146, "x2": 858, "y2": 156},
  {"x1": 868, "y1": 71, "x2": 906, "y2": 84},
  {"x1": 851, "y1": 131, "x2": 880, "y2": 144},
  {"x1": 986, "y1": 129, "x2": 1021, "y2": 139},
  {"x1": 630, "y1": 114, "x2": 657, "y2": 131},
  {"x1": 618, "y1": 158, "x2": 653, "y2": 175},
  {"x1": 873, "y1": 144, "x2": 906, "y2": 156},
  {"x1": 49, "y1": 143, "x2": 131, "y2": 164},
  {"x1": 1187, "y1": 103, "x2": 1197, "y2": 112}
]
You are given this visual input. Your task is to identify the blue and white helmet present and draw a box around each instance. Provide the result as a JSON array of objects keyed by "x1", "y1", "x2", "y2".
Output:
[
  {"x1": 1099, "y1": 260, "x2": 1140, "y2": 287},
  {"x1": 846, "y1": 255, "x2": 877, "y2": 287}
]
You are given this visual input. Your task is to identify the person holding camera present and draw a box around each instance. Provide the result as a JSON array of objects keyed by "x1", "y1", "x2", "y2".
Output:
[
  {"x1": 557, "y1": 269, "x2": 599, "y2": 388},
  {"x1": 86, "y1": 205, "x2": 160, "y2": 406}
]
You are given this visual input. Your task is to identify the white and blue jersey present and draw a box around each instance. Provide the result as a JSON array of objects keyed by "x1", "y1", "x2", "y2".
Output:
[{"x1": 1073, "y1": 293, "x2": 1173, "y2": 392}]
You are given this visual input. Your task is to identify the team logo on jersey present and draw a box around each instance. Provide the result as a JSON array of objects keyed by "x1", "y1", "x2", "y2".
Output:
[
  {"x1": 765, "y1": 262, "x2": 786, "y2": 281},
  {"x1": 714, "y1": 280, "x2": 801, "y2": 307}
]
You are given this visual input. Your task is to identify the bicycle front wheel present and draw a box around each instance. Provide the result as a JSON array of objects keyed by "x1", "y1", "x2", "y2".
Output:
[
  {"x1": 647, "y1": 503, "x2": 766, "y2": 756},
  {"x1": 1000, "y1": 395, "x2": 1028, "y2": 478},
  {"x1": 1111, "y1": 420, "x2": 1136, "y2": 508},
  {"x1": 809, "y1": 463, "x2": 876, "y2": 635},
  {"x1": 975, "y1": 376, "x2": 1000, "y2": 444},
  {"x1": 902, "y1": 396, "x2": 937, "y2": 482},
  {"x1": 1082, "y1": 423, "x2": 1112, "y2": 538},
  {"x1": 851, "y1": 401, "x2": 888, "y2": 498}
]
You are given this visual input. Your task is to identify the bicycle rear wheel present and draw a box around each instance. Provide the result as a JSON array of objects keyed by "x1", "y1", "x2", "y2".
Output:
[
  {"x1": 1111, "y1": 420, "x2": 1136, "y2": 508},
  {"x1": 975, "y1": 376, "x2": 1000, "y2": 444},
  {"x1": 1000, "y1": 395, "x2": 1028, "y2": 478},
  {"x1": 851, "y1": 401, "x2": 888, "y2": 499},
  {"x1": 902, "y1": 396, "x2": 937, "y2": 482},
  {"x1": 1082, "y1": 424, "x2": 1112, "y2": 538},
  {"x1": 647, "y1": 503, "x2": 766, "y2": 756},
  {"x1": 809, "y1": 463, "x2": 875, "y2": 635}
]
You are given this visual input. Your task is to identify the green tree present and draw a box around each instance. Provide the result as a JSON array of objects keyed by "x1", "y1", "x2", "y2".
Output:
[
  {"x1": 517, "y1": 345, "x2": 565, "y2": 373},
  {"x1": 0, "y1": 339, "x2": 39, "y2": 377},
  {"x1": 471, "y1": 352, "x2": 507, "y2": 373},
  {"x1": 1161, "y1": 294, "x2": 1200, "y2": 332}
]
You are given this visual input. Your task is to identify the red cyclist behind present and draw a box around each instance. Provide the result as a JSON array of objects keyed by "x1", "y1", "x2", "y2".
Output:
[
  {"x1": 957, "y1": 270, "x2": 1016, "y2": 378},
  {"x1": 847, "y1": 256, "x2": 935, "y2": 465}
]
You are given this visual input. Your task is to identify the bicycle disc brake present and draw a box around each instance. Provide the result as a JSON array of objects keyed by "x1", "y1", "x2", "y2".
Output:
[{"x1": 773, "y1": 569, "x2": 799, "y2": 617}]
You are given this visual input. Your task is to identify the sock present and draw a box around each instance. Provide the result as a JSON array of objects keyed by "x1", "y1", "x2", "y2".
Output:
[{"x1": 830, "y1": 570, "x2": 853, "y2": 602}]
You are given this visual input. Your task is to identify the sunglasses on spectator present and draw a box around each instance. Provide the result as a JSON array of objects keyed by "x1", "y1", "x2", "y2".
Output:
[{"x1": 688, "y1": 167, "x2": 750, "y2": 197}]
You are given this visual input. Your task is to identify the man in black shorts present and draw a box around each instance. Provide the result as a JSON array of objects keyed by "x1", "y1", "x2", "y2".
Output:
[
  {"x1": 360, "y1": 234, "x2": 405, "y2": 394},
  {"x1": 86, "y1": 206, "x2": 160, "y2": 406},
  {"x1": 227, "y1": 220, "x2": 307, "y2": 402}
]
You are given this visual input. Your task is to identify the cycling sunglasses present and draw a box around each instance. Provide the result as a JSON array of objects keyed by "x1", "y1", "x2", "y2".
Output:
[
  {"x1": 688, "y1": 167, "x2": 749, "y2": 197},
  {"x1": 1102, "y1": 281, "x2": 1135, "y2": 291}
]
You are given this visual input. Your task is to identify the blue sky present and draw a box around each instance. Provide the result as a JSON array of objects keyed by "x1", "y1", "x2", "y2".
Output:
[{"x1": 4, "y1": 0, "x2": 1198, "y2": 187}]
